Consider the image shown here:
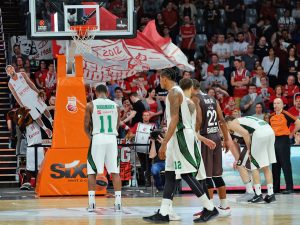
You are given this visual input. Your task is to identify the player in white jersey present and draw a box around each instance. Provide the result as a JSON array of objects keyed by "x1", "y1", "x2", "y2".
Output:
[
  {"x1": 225, "y1": 116, "x2": 276, "y2": 203},
  {"x1": 143, "y1": 69, "x2": 219, "y2": 223},
  {"x1": 84, "y1": 84, "x2": 122, "y2": 212},
  {"x1": 6, "y1": 65, "x2": 53, "y2": 138}
]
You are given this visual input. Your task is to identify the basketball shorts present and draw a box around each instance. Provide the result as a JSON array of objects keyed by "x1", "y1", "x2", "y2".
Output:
[
  {"x1": 87, "y1": 133, "x2": 119, "y2": 175},
  {"x1": 21, "y1": 94, "x2": 47, "y2": 120},
  {"x1": 26, "y1": 146, "x2": 45, "y2": 172},
  {"x1": 165, "y1": 128, "x2": 205, "y2": 178},
  {"x1": 201, "y1": 133, "x2": 223, "y2": 178}
]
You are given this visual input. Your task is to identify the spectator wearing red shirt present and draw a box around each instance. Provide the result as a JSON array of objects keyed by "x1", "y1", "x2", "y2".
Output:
[
  {"x1": 230, "y1": 59, "x2": 250, "y2": 99},
  {"x1": 223, "y1": 97, "x2": 240, "y2": 116},
  {"x1": 284, "y1": 75, "x2": 300, "y2": 108},
  {"x1": 142, "y1": 88, "x2": 163, "y2": 127},
  {"x1": 148, "y1": 71, "x2": 160, "y2": 88},
  {"x1": 215, "y1": 87, "x2": 230, "y2": 110},
  {"x1": 207, "y1": 54, "x2": 224, "y2": 77},
  {"x1": 131, "y1": 75, "x2": 149, "y2": 99},
  {"x1": 269, "y1": 85, "x2": 288, "y2": 109},
  {"x1": 34, "y1": 60, "x2": 48, "y2": 89},
  {"x1": 162, "y1": 2, "x2": 179, "y2": 43},
  {"x1": 257, "y1": 76, "x2": 274, "y2": 111},
  {"x1": 116, "y1": 79, "x2": 131, "y2": 96},
  {"x1": 288, "y1": 96, "x2": 300, "y2": 132},
  {"x1": 179, "y1": 16, "x2": 196, "y2": 60},
  {"x1": 207, "y1": 87, "x2": 216, "y2": 98}
]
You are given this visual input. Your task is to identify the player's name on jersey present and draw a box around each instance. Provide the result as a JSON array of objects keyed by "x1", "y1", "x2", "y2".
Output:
[
  {"x1": 204, "y1": 98, "x2": 214, "y2": 104},
  {"x1": 207, "y1": 126, "x2": 219, "y2": 134},
  {"x1": 96, "y1": 105, "x2": 115, "y2": 109}
]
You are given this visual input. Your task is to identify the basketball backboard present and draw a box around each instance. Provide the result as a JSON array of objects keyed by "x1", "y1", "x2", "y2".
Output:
[{"x1": 28, "y1": 0, "x2": 136, "y2": 40}]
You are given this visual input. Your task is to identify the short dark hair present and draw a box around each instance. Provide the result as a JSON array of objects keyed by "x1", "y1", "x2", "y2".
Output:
[
  {"x1": 114, "y1": 87, "x2": 123, "y2": 92},
  {"x1": 160, "y1": 68, "x2": 177, "y2": 81},
  {"x1": 130, "y1": 92, "x2": 139, "y2": 98},
  {"x1": 249, "y1": 84, "x2": 257, "y2": 88},
  {"x1": 95, "y1": 84, "x2": 108, "y2": 94},
  {"x1": 256, "y1": 102, "x2": 263, "y2": 108},
  {"x1": 237, "y1": 32, "x2": 244, "y2": 36},
  {"x1": 192, "y1": 79, "x2": 200, "y2": 90},
  {"x1": 179, "y1": 78, "x2": 193, "y2": 91}
]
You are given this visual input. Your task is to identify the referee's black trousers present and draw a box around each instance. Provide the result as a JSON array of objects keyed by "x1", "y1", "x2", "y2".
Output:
[{"x1": 272, "y1": 135, "x2": 294, "y2": 192}]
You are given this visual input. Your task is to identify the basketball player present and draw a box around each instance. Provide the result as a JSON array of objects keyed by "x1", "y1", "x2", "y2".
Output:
[
  {"x1": 84, "y1": 84, "x2": 122, "y2": 212},
  {"x1": 191, "y1": 79, "x2": 233, "y2": 216},
  {"x1": 143, "y1": 69, "x2": 218, "y2": 223},
  {"x1": 6, "y1": 65, "x2": 53, "y2": 138},
  {"x1": 225, "y1": 116, "x2": 276, "y2": 203}
]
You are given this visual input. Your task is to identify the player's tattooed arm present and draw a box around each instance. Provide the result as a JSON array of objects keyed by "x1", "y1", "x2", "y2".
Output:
[
  {"x1": 84, "y1": 102, "x2": 93, "y2": 139},
  {"x1": 162, "y1": 88, "x2": 183, "y2": 146},
  {"x1": 191, "y1": 95, "x2": 202, "y2": 132}
]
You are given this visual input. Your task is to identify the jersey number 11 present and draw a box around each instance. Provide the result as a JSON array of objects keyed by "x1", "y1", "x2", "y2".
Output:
[{"x1": 99, "y1": 115, "x2": 113, "y2": 133}]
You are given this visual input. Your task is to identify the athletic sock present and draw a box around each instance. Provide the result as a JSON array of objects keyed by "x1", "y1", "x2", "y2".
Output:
[
  {"x1": 254, "y1": 184, "x2": 262, "y2": 195},
  {"x1": 199, "y1": 194, "x2": 214, "y2": 211},
  {"x1": 220, "y1": 199, "x2": 229, "y2": 209},
  {"x1": 115, "y1": 191, "x2": 121, "y2": 205},
  {"x1": 267, "y1": 184, "x2": 274, "y2": 195},
  {"x1": 245, "y1": 181, "x2": 254, "y2": 194},
  {"x1": 41, "y1": 125, "x2": 48, "y2": 131},
  {"x1": 160, "y1": 199, "x2": 172, "y2": 216},
  {"x1": 88, "y1": 191, "x2": 95, "y2": 207}
]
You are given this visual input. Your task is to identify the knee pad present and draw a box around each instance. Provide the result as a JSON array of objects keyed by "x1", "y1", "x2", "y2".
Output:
[
  {"x1": 206, "y1": 178, "x2": 214, "y2": 189},
  {"x1": 212, "y1": 177, "x2": 225, "y2": 188}
]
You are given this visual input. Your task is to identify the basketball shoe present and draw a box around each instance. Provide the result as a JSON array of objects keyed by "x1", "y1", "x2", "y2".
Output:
[
  {"x1": 143, "y1": 210, "x2": 170, "y2": 223},
  {"x1": 264, "y1": 194, "x2": 276, "y2": 203},
  {"x1": 87, "y1": 203, "x2": 95, "y2": 212},
  {"x1": 114, "y1": 204, "x2": 122, "y2": 212},
  {"x1": 169, "y1": 207, "x2": 181, "y2": 221},
  {"x1": 248, "y1": 194, "x2": 264, "y2": 203},
  {"x1": 193, "y1": 207, "x2": 219, "y2": 223},
  {"x1": 217, "y1": 206, "x2": 231, "y2": 217}
]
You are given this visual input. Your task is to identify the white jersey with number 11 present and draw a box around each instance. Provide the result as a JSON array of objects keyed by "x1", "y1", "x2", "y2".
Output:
[{"x1": 92, "y1": 98, "x2": 118, "y2": 136}]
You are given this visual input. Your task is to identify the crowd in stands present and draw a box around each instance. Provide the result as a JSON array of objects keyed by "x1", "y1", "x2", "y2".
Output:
[{"x1": 9, "y1": 0, "x2": 300, "y2": 189}]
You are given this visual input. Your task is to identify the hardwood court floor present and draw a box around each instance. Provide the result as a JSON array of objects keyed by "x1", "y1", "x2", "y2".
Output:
[{"x1": 0, "y1": 193, "x2": 300, "y2": 225}]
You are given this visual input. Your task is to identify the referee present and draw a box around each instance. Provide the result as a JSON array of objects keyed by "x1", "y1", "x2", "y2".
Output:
[{"x1": 270, "y1": 98, "x2": 300, "y2": 194}]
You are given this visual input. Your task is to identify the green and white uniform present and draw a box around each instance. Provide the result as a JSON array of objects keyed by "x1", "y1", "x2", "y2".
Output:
[
  {"x1": 234, "y1": 116, "x2": 276, "y2": 170},
  {"x1": 87, "y1": 98, "x2": 119, "y2": 175},
  {"x1": 165, "y1": 86, "x2": 202, "y2": 176}
]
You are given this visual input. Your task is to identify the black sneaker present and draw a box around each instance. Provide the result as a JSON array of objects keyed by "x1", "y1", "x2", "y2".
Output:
[
  {"x1": 143, "y1": 210, "x2": 170, "y2": 223},
  {"x1": 264, "y1": 194, "x2": 276, "y2": 203},
  {"x1": 282, "y1": 189, "x2": 294, "y2": 194},
  {"x1": 248, "y1": 194, "x2": 264, "y2": 203},
  {"x1": 194, "y1": 207, "x2": 219, "y2": 223}
]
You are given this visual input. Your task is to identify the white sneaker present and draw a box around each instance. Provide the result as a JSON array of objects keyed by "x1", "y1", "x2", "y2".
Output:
[
  {"x1": 169, "y1": 207, "x2": 181, "y2": 221},
  {"x1": 114, "y1": 204, "x2": 122, "y2": 212},
  {"x1": 236, "y1": 192, "x2": 255, "y2": 202},
  {"x1": 217, "y1": 206, "x2": 231, "y2": 217},
  {"x1": 87, "y1": 203, "x2": 95, "y2": 212}
]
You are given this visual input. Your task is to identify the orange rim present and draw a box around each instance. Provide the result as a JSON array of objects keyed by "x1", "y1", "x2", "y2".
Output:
[{"x1": 70, "y1": 25, "x2": 98, "y2": 37}]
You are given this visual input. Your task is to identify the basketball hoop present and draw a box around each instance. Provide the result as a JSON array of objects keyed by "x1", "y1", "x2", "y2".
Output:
[{"x1": 70, "y1": 25, "x2": 98, "y2": 54}]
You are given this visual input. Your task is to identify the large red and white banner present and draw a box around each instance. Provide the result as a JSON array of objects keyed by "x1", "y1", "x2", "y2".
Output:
[{"x1": 53, "y1": 8, "x2": 194, "y2": 83}]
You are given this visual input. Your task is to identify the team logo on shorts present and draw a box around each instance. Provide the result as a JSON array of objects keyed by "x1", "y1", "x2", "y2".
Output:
[{"x1": 66, "y1": 97, "x2": 78, "y2": 113}]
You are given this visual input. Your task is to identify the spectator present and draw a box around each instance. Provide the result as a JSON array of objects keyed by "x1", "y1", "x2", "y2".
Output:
[
  {"x1": 45, "y1": 63, "x2": 56, "y2": 100},
  {"x1": 179, "y1": 16, "x2": 196, "y2": 61},
  {"x1": 287, "y1": 47, "x2": 299, "y2": 77},
  {"x1": 207, "y1": 54, "x2": 224, "y2": 77},
  {"x1": 142, "y1": 0, "x2": 160, "y2": 17},
  {"x1": 270, "y1": 98, "x2": 300, "y2": 194},
  {"x1": 11, "y1": 44, "x2": 27, "y2": 65},
  {"x1": 260, "y1": 17, "x2": 275, "y2": 43},
  {"x1": 155, "y1": 13, "x2": 165, "y2": 35},
  {"x1": 262, "y1": 47, "x2": 280, "y2": 88},
  {"x1": 142, "y1": 88, "x2": 163, "y2": 127},
  {"x1": 205, "y1": 66, "x2": 228, "y2": 91},
  {"x1": 129, "y1": 92, "x2": 146, "y2": 126},
  {"x1": 226, "y1": 33, "x2": 235, "y2": 59},
  {"x1": 257, "y1": 76, "x2": 274, "y2": 111},
  {"x1": 126, "y1": 111, "x2": 155, "y2": 187},
  {"x1": 231, "y1": 59, "x2": 250, "y2": 99},
  {"x1": 215, "y1": 88, "x2": 230, "y2": 110},
  {"x1": 270, "y1": 85, "x2": 288, "y2": 109},
  {"x1": 131, "y1": 75, "x2": 149, "y2": 99},
  {"x1": 292, "y1": 1, "x2": 300, "y2": 24},
  {"x1": 278, "y1": 9, "x2": 296, "y2": 33},
  {"x1": 162, "y1": 2, "x2": 179, "y2": 43},
  {"x1": 271, "y1": 24, "x2": 286, "y2": 47},
  {"x1": 252, "y1": 102, "x2": 265, "y2": 120},
  {"x1": 114, "y1": 87, "x2": 124, "y2": 110},
  {"x1": 205, "y1": 34, "x2": 218, "y2": 58},
  {"x1": 296, "y1": 71, "x2": 300, "y2": 86},
  {"x1": 242, "y1": 45, "x2": 259, "y2": 72},
  {"x1": 240, "y1": 84, "x2": 264, "y2": 116},
  {"x1": 294, "y1": 131, "x2": 300, "y2": 145},
  {"x1": 223, "y1": 97, "x2": 240, "y2": 116},
  {"x1": 119, "y1": 98, "x2": 136, "y2": 137},
  {"x1": 225, "y1": 0, "x2": 245, "y2": 26},
  {"x1": 194, "y1": 57, "x2": 209, "y2": 81},
  {"x1": 242, "y1": 23, "x2": 255, "y2": 46},
  {"x1": 259, "y1": 0, "x2": 277, "y2": 21},
  {"x1": 34, "y1": 60, "x2": 48, "y2": 89},
  {"x1": 226, "y1": 21, "x2": 242, "y2": 38},
  {"x1": 233, "y1": 32, "x2": 249, "y2": 60},
  {"x1": 179, "y1": 0, "x2": 197, "y2": 22},
  {"x1": 16, "y1": 57, "x2": 24, "y2": 72},
  {"x1": 207, "y1": 87, "x2": 216, "y2": 98},
  {"x1": 182, "y1": 71, "x2": 192, "y2": 79},
  {"x1": 288, "y1": 96, "x2": 300, "y2": 132},
  {"x1": 212, "y1": 34, "x2": 231, "y2": 79},
  {"x1": 203, "y1": 0, "x2": 220, "y2": 38},
  {"x1": 251, "y1": 65, "x2": 265, "y2": 87},
  {"x1": 283, "y1": 75, "x2": 299, "y2": 108},
  {"x1": 149, "y1": 137, "x2": 166, "y2": 191},
  {"x1": 254, "y1": 36, "x2": 269, "y2": 62},
  {"x1": 116, "y1": 79, "x2": 131, "y2": 96}
]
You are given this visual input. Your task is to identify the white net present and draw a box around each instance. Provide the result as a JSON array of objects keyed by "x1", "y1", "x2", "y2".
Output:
[{"x1": 71, "y1": 26, "x2": 97, "y2": 54}]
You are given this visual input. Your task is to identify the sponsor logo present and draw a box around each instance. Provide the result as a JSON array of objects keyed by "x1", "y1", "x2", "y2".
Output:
[
  {"x1": 50, "y1": 160, "x2": 87, "y2": 179},
  {"x1": 66, "y1": 97, "x2": 78, "y2": 113},
  {"x1": 37, "y1": 19, "x2": 49, "y2": 32},
  {"x1": 116, "y1": 18, "x2": 128, "y2": 30}
]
